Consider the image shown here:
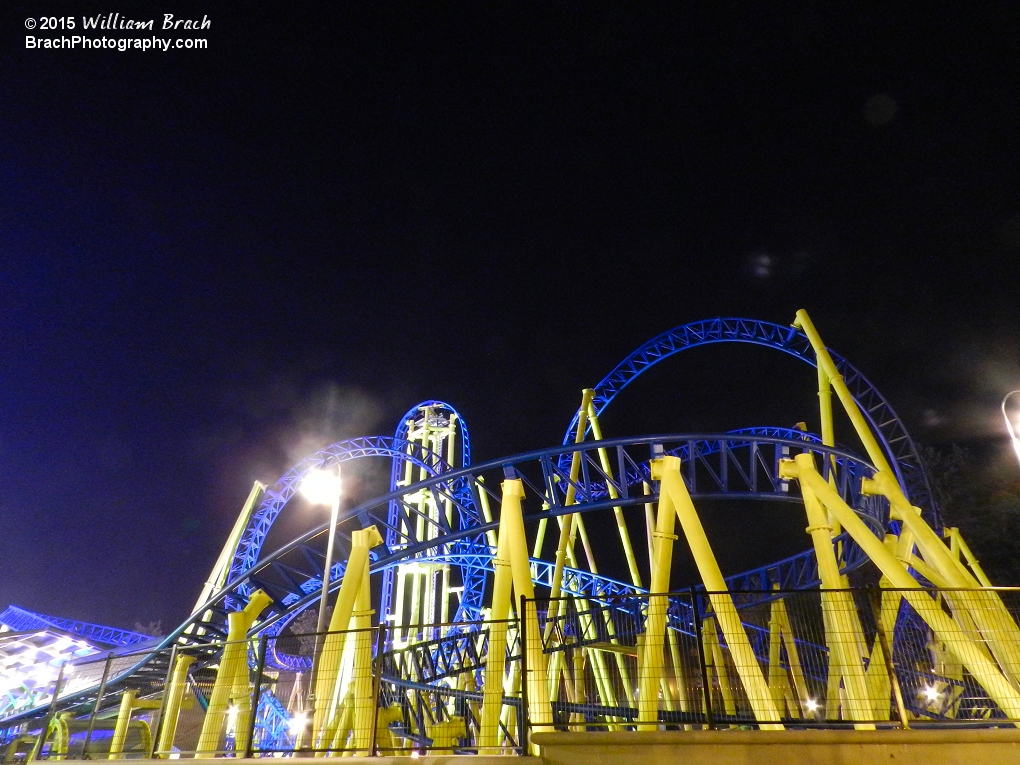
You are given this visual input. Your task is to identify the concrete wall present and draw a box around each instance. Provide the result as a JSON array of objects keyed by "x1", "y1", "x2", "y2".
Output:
[{"x1": 532, "y1": 729, "x2": 1020, "y2": 765}]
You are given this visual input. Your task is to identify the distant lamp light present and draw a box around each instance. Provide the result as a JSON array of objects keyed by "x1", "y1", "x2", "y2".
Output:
[
  {"x1": 923, "y1": 684, "x2": 941, "y2": 704},
  {"x1": 226, "y1": 704, "x2": 240, "y2": 735},
  {"x1": 301, "y1": 467, "x2": 342, "y2": 506},
  {"x1": 288, "y1": 712, "x2": 308, "y2": 737},
  {"x1": 804, "y1": 698, "x2": 819, "y2": 713},
  {"x1": 1003, "y1": 391, "x2": 1020, "y2": 469}
]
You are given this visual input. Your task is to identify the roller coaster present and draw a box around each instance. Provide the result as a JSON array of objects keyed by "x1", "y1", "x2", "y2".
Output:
[{"x1": 3, "y1": 309, "x2": 1019, "y2": 759}]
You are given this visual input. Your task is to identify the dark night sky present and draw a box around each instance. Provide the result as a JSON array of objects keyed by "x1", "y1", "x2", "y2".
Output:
[{"x1": 1, "y1": 3, "x2": 1019, "y2": 630}]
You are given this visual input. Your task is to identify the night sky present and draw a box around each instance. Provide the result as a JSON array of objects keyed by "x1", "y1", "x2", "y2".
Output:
[{"x1": 2, "y1": 3, "x2": 1019, "y2": 631}]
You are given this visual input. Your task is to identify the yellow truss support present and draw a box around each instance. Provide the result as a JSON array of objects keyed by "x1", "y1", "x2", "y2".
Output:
[
  {"x1": 481, "y1": 478, "x2": 551, "y2": 752},
  {"x1": 779, "y1": 456, "x2": 1020, "y2": 721},
  {"x1": 636, "y1": 455, "x2": 681, "y2": 729},
  {"x1": 154, "y1": 653, "x2": 196, "y2": 756},
  {"x1": 548, "y1": 390, "x2": 595, "y2": 604},
  {"x1": 767, "y1": 597, "x2": 803, "y2": 718},
  {"x1": 657, "y1": 456, "x2": 784, "y2": 728},
  {"x1": 586, "y1": 402, "x2": 642, "y2": 589},
  {"x1": 945, "y1": 527, "x2": 993, "y2": 587},
  {"x1": 799, "y1": 464, "x2": 875, "y2": 727},
  {"x1": 312, "y1": 525, "x2": 384, "y2": 754},
  {"x1": 702, "y1": 615, "x2": 736, "y2": 719},
  {"x1": 195, "y1": 589, "x2": 272, "y2": 757}
]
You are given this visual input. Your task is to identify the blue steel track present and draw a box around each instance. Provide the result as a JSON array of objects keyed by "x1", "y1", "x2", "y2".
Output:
[{"x1": 0, "y1": 317, "x2": 934, "y2": 735}]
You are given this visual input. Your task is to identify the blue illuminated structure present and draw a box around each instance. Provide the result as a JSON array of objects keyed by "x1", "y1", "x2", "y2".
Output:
[
  {"x1": 1, "y1": 316, "x2": 945, "y2": 748},
  {"x1": 0, "y1": 607, "x2": 151, "y2": 648}
]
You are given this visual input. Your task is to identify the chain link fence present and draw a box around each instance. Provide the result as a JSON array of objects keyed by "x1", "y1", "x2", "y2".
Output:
[
  {"x1": 522, "y1": 587, "x2": 1020, "y2": 734},
  {"x1": 7, "y1": 587, "x2": 1020, "y2": 761}
]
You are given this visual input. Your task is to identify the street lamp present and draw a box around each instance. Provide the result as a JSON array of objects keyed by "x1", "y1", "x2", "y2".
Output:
[
  {"x1": 1002, "y1": 391, "x2": 1020, "y2": 469},
  {"x1": 300, "y1": 465, "x2": 342, "y2": 704}
]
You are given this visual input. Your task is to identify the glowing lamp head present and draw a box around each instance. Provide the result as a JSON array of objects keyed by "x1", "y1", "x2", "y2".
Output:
[
  {"x1": 805, "y1": 698, "x2": 819, "y2": 713},
  {"x1": 225, "y1": 704, "x2": 240, "y2": 734},
  {"x1": 1003, "y1": 391, "x2": 1020, "y2": 469},
  {"x1": 288, "y1": 712, "x2": 308, "y2": 737},
  {"x1": 923, "y1": 684, "x2": 941, "y2": 703},
  {"x1": 301, "y1": 467, "x2": 342, "y2": 506}
]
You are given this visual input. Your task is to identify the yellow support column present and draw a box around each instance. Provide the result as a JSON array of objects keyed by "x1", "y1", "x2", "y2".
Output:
[
  {"x1": 658, "y1": 456, "x2": 784, "y2": 728},
  {"x1": 780, "y1": 457, "x2": 1020, "y2": 721},
  {"x1": 771, "y1": 597, "x2": 809, "y2": 715},
  {"x1": 637, "y1": 456, "x2": 681, "y2": 729},
  {"x1": 797, "y1": 455, "x2": 874, "y2": 727},
  {"x1": 350, "y1": 558, "x2": 377, "y2": 754},
  {"x1": 862, "y1": 470, "x2": 1020, "y2": 685},
  {"x1": 312, "y1": 526, "x2": 383, "y2": 751},
  {"x1": 155, "y1": 654, "x2": 195, "y2": 756},
  {"x1": 548, "y1": 390, "x2": 595, "y2": 605},
  {"x1": 195, "y1": 590, "x2": 272, "y2": 757},
  {"x1": 587, "y1": 403, "x2": 643, "y2": 589},
  {"x1": 108, "y1": 690, "x2": 138, "y2": 760},
  {"x1": 479, "y1": 490, "x2": 514, "y2": 751}
]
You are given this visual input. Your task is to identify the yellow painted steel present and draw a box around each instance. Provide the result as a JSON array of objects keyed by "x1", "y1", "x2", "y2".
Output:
[
  {"x1": 154, "y1": 653, "x2": 195, "y2": 756},
  {"x1": 587, "y1": 403, "x2": 642, "y2": 589},
  {"x1": 794, "y1": 310, "x2": 895, "y2": 477},
  {"x1": 780, "y1": 457, "x2": 1020, "y2": 721},
  {"x1": 636, "y1": 456, "x2": 681, "y2": 729},
  {"x1": 862, "y1": 471, "x2": 1020, "y2": 685},
  {"x1": 816, "y1": 364, "x2": 842, "y2": 539},
  {"x1": 945, "y1": 527, "x2": 993, "y2": 587},
  {"x1": 702, "y1": 614, "x2": 736, "y2": 718},
  {"x1": 311, "y1": 525, "x2": 383, "y2": 753},
  {"x1": 794, "y1": 310, "x2": 1020, "y2": 705},
  {"x1": 108, "y1": 692, "x2": 136, "y2": 761},
  {"x1": 195, "y1": 589, "x2": 272, "y2": 757},
  {"x1": 191, "y1": 482, "x2": 266, "y2": 620},
  {"x1": 798, "y1": 457, "x2": 874, "y2": 727},
  {"x1": 548, "y1": 389, "x2": 595, "y2": 605},
  {"x1": 767, "y1": 595, "x2": 807, "y2": 718},
  {"x1": 657, "y1": 456, "x2": 784, "y2": 728},
  {"x1": 481, "y1": 478, "x2": 551, "y2": 751}
]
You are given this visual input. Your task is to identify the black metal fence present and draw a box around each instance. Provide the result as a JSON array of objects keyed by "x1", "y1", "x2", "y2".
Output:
[
  {"x1": 7, "y1": 587, "x2": 1020, "y2": 761},
  {"x1": 2, "y1": 619, "x2": 525, "y2": 760},
  {"x1": 521, "y1": 587, "x2": 1020, "y2": 734}
]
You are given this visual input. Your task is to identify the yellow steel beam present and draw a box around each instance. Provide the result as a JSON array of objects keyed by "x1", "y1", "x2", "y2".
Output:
[
  {"x1": 549, "y1": 389, "x2": 595, "y2": 603},
  {"x1": 312, "y1": 526, "x2": 384, "y2": 747},
  {"x1": 636, "y1": 456, "x2": 681, "y2": 729},
  {"x1": 780, "y1": 457, "x2": 1020, "y2": 721},
  {"x1": 154, "y1": 654, "x2": 196, "y2": 756},
  {"x1": 587, "y1": 402, "x2": 643, "y2": 589},
  {"x1": 798, "y1": 463, "x2": 875, "y2": 727},
  {"x1": 658, "y1": 456, "x2": 784, "y2": 728},
  {"x1": 107, "y1": 690, "x2": 138, "y2": 760},
  {"x1": 196, "y1": 590, "x2": 272, "y2": 757}
]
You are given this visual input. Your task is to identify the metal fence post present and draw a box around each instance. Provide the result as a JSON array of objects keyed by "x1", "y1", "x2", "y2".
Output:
[
  {"x1": 148, "y1": 644, "x2": 178, "y2": 758},
  {"x1": 369, "y1": 623, "x2": 387, "y2": 756},
  {"x1": 869, "y1": 586, "x2": 910, "y2": 730},
  {"x1": 31, "y1": 661, "x2": 67, "y2": 761},
  {"x1": 82, "y1": 652, "x2": 114, "y2": 758},
  {"x1": 519, "y1": 595, "x2": 529, "y2": 754},
  {"x1": 690, "y1": 588, "x2": 715, "y2": 730},
  {"x1": 245, "y1": 635, "x2": 269, "y2": 758}
]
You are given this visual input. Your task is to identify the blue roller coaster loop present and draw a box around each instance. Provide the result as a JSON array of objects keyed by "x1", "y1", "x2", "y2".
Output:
[
  {"x1": 561, "y1": 317, "x2": 938, "y2": 528},
  {"x1": 381, "y1": 401, "x2": 475, "y2": 623},
  {"x1": 229, "y1": 435, "x2": 456, "y2": 585}
]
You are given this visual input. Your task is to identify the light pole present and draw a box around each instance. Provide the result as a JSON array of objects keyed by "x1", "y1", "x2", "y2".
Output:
[
  {"x1": 1003, "y1": 391, "x2": 1020, "y2": 469},
  {"x1": 300, "y1": 465, "x2": 342, "y2": 709}
]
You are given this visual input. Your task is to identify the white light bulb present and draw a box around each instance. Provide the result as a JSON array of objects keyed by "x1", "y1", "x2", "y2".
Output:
[{"x1": 301, "y1": 467, "x2": 342, "y2": 506}]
